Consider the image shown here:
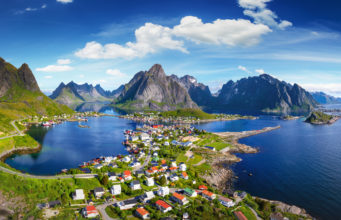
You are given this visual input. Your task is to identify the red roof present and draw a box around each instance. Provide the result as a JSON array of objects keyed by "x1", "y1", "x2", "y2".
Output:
[
  {"x1": 169, "y1": 167, "x2": 177, "y2": 170},
  {"x1": 199, "y1": 185, "x2": 208, "y2": 190},
  {"x1": 161, "y1": 159, "x2": 166, "y2": 164},
  {"x1": 156, "y1": 200, "x2": 171, "y2": 209},
  {"x1": 123, "y1": 170, "x2": 131, "y2": 176},
  {"x1": 182, "y1": 172, "x2": 188, "y2": 177},
  {"x1": 85, "y1": 205, "x2": 98, "y2": 214},
  {"x1": 136, "y1": 207, "x2": 149, "y2": 216},
  {"x1": 151, "y1": 166, "x2": 158, "y2": 171},
  {"x1": 202, "y1": 190, "x2": 214, "y2": 197},
  {"x1": 234, "y1": 211, "x2": 248, "y2": 220},
  {"x1": 173, "y1": 192, "x2": 185, "y2": 200}
]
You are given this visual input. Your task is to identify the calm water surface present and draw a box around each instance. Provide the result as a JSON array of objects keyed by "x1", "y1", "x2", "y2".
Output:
[{"x1": 6, "y1": 105, "x2": 341, "y2": 219}]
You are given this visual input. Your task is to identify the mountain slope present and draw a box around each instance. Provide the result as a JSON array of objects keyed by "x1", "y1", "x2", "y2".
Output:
[
  {"x1": 50, "y1": 82, "x2": 114, "y2": 106},
  {"x1": 114, "y1": 64, "x2": 198, "y2": 111},
  {"x1": 0, "y1": 58, "x2": 73, "y2": 133},
  {"x1": 217, "y1": 74, "x2": 317, "y2": 114},
  {"x1": 310, "y1": 92, "x2": 341, "y2": 104}
]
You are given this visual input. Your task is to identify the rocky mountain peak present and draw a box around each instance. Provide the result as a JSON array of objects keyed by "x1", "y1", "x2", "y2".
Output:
[
  {"x1": 17, "y1": 63, "x2": 40, "y2": 92},
  {"x1": 147, "y1": 64, "x2": 166, "y2": 78}
]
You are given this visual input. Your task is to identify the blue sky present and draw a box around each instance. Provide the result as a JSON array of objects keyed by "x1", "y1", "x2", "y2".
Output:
[{"x1": 2, "y1": 0, "x2": 341, "y2": 96}]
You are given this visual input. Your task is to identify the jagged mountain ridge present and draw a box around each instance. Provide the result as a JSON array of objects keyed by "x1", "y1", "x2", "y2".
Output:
[
  {"x1": 310, "y1": 92, "x2": 341, "y2": 104},
  {"x1": 114, "y1": 64, "x2": 198, "y2": 111}
]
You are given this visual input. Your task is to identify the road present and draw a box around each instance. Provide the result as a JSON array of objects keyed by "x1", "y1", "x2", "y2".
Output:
[
  {"x1": 0, "y1": 165, "x2": 97, "y2": 179},
  {"x1": 0, "y1": 121, "x2": 24, "y2": 140},
  {"x1": 97, "y1": 200, "x2": 118, "y2": 220},
  {"x1": 133, "y1": 153, "x2": 151, "y2": 172}
]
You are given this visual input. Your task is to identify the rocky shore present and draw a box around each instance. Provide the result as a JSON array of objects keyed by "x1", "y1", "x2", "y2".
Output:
[{"x1": 0, "y1": 144, "x2": 41, "y2": 162}]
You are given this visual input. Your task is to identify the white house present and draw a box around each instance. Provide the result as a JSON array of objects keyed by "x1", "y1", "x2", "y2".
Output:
[
  {"x1": 116, "y1": 199, "x2": 138, "y2": 210},
  {"x1": 170, "y1": 161, "x2": 177, "y2": 168},
  {"x1": 104, "y1": 156, "x2": 114, "y2": 163},
  {"x1": 179, "y1": 163, "x2": 187, "y2": 171},
  {"x1": 141, "y1": 191, "x2": 155, "y2": 202},
  {"x1": 94, "y1": 187, "x2": 105, "y2": 198},
  {"x1": 157, "y1": 186, "x2": 169, "y2": 197},
  {"x1": 164, "y1": 141, "x2": 169, "y2": 146},
  {"x1": 108, "y1": 172, "x2": 117, "y2": 181},
  {"x1": 110, "y1": 185, "x2": 121, "y2": 196},
  {"x1": 169, "y1": 175, "x2": 179, "y2": 182},
  {"x1": 94, "y1": 164, "x2": 103, "y2": 169},
  {"x1": 122, "y1": 156, "x2": 131, "y2": 163},
  {"x1": 130, "y1": 180, "x2": 141, "y2": 191},
  {"x1": 130, "y1": 136, "x2": 138, "y2": 142},
  {"x1": 82, "y1": 205, "x2": 99, "y2": 218},
  {"x1": 219, "y1": 197, "x2": 235, "y2": 208},
  {"x1": 140, "y1": 133, "x2": 150, "y2": 141},
  {"x1": 72, "y1": 189, "x2": 85, "y2": 200},
  {"x1": 146, "y1": 177, "x2": 154, "y2": 186}
]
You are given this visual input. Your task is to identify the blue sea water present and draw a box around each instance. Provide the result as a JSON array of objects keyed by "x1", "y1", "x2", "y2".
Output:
[{"x1": 6, "y1": 105, "x2": 341, "y2": 219}]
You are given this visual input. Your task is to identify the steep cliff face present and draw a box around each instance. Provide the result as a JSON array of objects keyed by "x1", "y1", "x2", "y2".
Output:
[
  {"x1": 170, "y1": 74, "x2": 214, "y2": 108},
  {"x1": 115, "y1": 64, "x2": 198, "y2": 111},
  {"x1": 217, "y1": 74, "x2": 317, "y2": 113}
]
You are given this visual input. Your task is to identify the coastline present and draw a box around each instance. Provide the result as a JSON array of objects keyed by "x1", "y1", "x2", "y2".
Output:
[{"x1": 0, "y1": 144, "x2": 41, "y2": 162}]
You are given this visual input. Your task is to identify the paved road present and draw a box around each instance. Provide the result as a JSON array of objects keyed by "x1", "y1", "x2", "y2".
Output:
[
  {"x1": 97, "y1": 201, "x2": 118, "y2": 220},
  {"x1": 133, "y1": 153, "x2": 151, "y2": 172},
  {"x1": 246, "y1": 205, "x2": 263, "y2": 220},
  {"x1": 0, "y1": 165, "x2": 97, "y2": 179},
  {"x1": 0, "y1": 121, "x2": 23, "y2": 140}
]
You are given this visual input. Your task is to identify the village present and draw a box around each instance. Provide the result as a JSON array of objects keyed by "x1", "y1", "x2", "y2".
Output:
[{"x1": 36, "y1": 122, "x2": 264, "y2": 220}]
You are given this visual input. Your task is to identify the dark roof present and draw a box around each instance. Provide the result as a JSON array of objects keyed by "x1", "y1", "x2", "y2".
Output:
[
  {"x1": 131, "y1": 180, "x2": 140, "y2": 185},
  {"x1": 124, "y1": 198, "x2": 139, "y2": 205},
  {"x1": 48, "y1": 200, "x2": 61, "y2": 207},
  {"x1": 94, "y1": 187, "x2": 104, "y2": 193},
  {"x1": 108, "y1": 172, "x2": 116, "y2": 176}
]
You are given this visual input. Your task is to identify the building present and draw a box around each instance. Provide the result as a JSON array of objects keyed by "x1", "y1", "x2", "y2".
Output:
[
  {"x1": 108, "y1": 172, "x2": 117, "y2": 181},
  {"x1": 157, "y1": 186, "x2": 170, "y2": 197},
  {"x1": 82, "y1": 205, "x2": 99, "y2": 218},
  {"x1": 130, "y1": 136, "x2": 138, "y2": 142},
  {"x1": 234, "y1": 211, "x2": 248, "y2": 220},
  {"x1": 169, "y1": 174, "x2": 179, "y2": 182},
  {"x1": 155, "y1": 200, "x2": 172, "y2": 213},
  {"x1": 201, "y1": 190, "x2": 216, "y2": 200},
  {"x1": 198, "y1": 185, "x2": 208, "y2": 190},
  {"x1": 130, "y1": 180, "x2": 141, "y2": 190},
  {"x1": 72, "y1": 189, "x2": 85, "y2": 200},
  {"x1": 171, "y1": 192, "x2": 189, "y2": 205},
  {"x1": 219, "y1": 197, "x2": 235, "y2": 207},
  {"x1": 140, "y1": 133, "x2": 150, "y2": 141},
  {"x1": 183, "y1": 188, "x2": 197, "y2": 197},
  {"x1": 181, "y1": 172, "x2": 189, "y2": 180},
  {"x1": 205, "y1": 146, "x2": 216, "y2": 151},
  {"x1": 110, "y1": 185, "x2": 121, "y2": 195},
  {"x1": 116, "y1": 198, "x2": 139, "y2": 210},
  {"x1": 135, "y1": 170, "x2": 144, "y2": 178},
  {"x1": 140, "y1": 191, "x2": 155, "y2": 202},
  {"x1": 94, "y1": 187, "x2": 105, "y2": 198},
  {"x1": 47, "y1": 200, "x2": 61, "y2": 208},
  {"x1": 94, "y1": 163, "x2": 103, "y2": 169},
  {"x1": 135, "y1": 207, "x2": 150, "y2": 219},
  {"x1": 145, "y1": 177, "x2": 154, "y2": 186},
  {"x1": 179, "y1": 163, "x2": 187, "y2": 171},
  {"x1": 123, "y1": 170, "x2": 132, "y2": 181}
]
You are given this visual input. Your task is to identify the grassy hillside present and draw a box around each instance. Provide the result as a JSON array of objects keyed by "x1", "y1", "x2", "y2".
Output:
[
  {"x1": 159, "y1": 108, "x2": 216, "y2": 119},
  {"x1": 305, "y1": 111, "x2": 334, "y2": 124},
  {"x1": 54, "y1": 87, "x2": 84, "y2": 105}
]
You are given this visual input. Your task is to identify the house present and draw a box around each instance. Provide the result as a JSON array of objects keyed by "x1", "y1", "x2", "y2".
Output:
[
  {"x1": 171, "y1": 192, "x2": 189, "y2": 205},
  {"x1": 82, "y1": 205, "x2": 99, "y2": 218},
  {"x1": 130, "y1": 161, "x2": 141, "y2": 167},
  {"x1": 72, "y1": 189, "x2": 85, "y2": 200},
  {"x1": 182, "y1": 141, "x2": 192, "y2": 147},
  {"x1": 179, "y1": 163, "x2": 187, "y2": 171},
  {"x1": 122, "y1": 156, "x2": 131, "y2": 163},
  {"x1": 219, "y1": 196, "x2": 235, "y2": 207},
  {"x1": 135, "y1": 170, "x2": 144, "y2": 178},
  {"x1": 170, "y1": 161, "x2": 177, "y2": 168},
  {"x1": 47, "y1": 200, "x2": 61, "y2": 208},
  {"x1": 169, "y1": 174, "x2": 179, "y2": 182},
  {"x1": 108, "y1": 172, "x2": 117, "y2": 181},
  {"x1": 205, "y1": 146, "x2": 216, "y2": 151},
  {"x1": 140, "y1": 191, "x2": 155, "y2": 202},
  {"x1": 108, "y1": 163, "x2": 118, "y2": 168},
  {"x1": 94, "y1": 187, "x2": 105, "y2": 198},
  {"x1": 123, "y1": 170, "x2": 132, "y2": 181},
  {"x1": 130, "y1": 180, "x2": 141, "y2": 190},
  {"x1": 164, "y1": 141, "x2": 169, "y2": 146},
  {"x1": 130, "y1": 136, "x2": 139, "y2": 142},
  {"x1": 110, "y1": 185, "x2": 121, "y2": 195},
  {"x1": 155, "y1": 200, "x2": 172, "y2": 213},
  {"x1": 198, "y1": 185, "x2": 208, "y2": 190},
  {"x1": 116, "y1": 198, "x2": 138, "y2": 210},
  {"x1": 171, "y1": 140, "x2": 179, "y2": 145},
  {"x1": 145, "y1": 177, "x2": 154, "y2": 186},
  {"x1": 104, "y1": 156, "x2": 114, "y2": 163},
  {"x1": 201, "y1": 190, "x2": 216, "y2": 200},
  {"x1": 181, "y1": 172, "x2": 189, "y2": 180},
  {"x1": 234, "y1": 211, "x2": 248, "y2": 220},
  {"x1": 169, "y1": 166, "x2": 178, "y2": 172},
  {"x1": 140, "y1": 133, "x2": 150, "y2": 141},
  {"x1": 183, "y1": 188, "x2": 197, "y2": 197},
  {"x1": 94, "y1": 163, "x2": 103, "y2": 169},
  {"x1": 157, "y1": 186, "x2": 170, "y2": 197},
  {"x1": 135, "y1": 207, "x2": 150, "y2": 219}
]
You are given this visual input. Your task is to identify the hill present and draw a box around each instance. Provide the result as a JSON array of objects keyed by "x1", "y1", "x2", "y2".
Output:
[
  {"x1": 114, "y1": 64, "x2": 198, "y2": 111},
  {"x1": 305, "y1": 111, "x2": 339, "y2": 125},
  {"x1": 0, "y1": 58, "x2": 73, "y2": 134},
  {"x1": 310, "y1": 92, "x2": 341, "y2": 104}
]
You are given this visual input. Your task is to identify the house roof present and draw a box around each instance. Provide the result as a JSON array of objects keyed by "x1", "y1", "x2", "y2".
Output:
[
  {"x1": 94, "y1": 187, "x2": 104, "y2": 193},
  {"x1": 169, "y1": 167, "x2": 177, "y2": 170},
  {"x1": 156, "y1": 200, "x2": 171, "y2": 209},
  {"x1": 173, "y1": 192, "x2": 185, "y2": 200},
  {"x1": 124, "y1": 198, "x2": 138, "y2": 205},
  {"x1": 136, "y1": 207, "x2": 149, "y2": 216},
  {"x1": 184, "y1": 188, "x2": 194, "y2": 194},
  {"x1": 182, "y1": 172, "x2": 188, "y2": 177},
  {"x1": 86, "y1": 205, "x2": 97, "y2": 212},
  {"x1": 123, "y1": 170, "x2": 131, "y2": 176},
  {"x1": 131, "y1": 180, "x2": 140, "y2": 185},
  {"x1": 198, "y1": 185, "x2": 208, "y2": 190},
  {"x1": 202, "y1": 190, "x2": 214, "y2": 197},
  {"x1": 219, "y1": 196, "x2": 232, "y2": 203},
  {"x1": 234, "y1": 211, "x2": 248, "y2": 220}
]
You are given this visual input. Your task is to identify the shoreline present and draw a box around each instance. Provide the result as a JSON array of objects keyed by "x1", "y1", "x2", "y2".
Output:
[{"x1": 0, "y1": 144, "x2": 41, "y2": 162}]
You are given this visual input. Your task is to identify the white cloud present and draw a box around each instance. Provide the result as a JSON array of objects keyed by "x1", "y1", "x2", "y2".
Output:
[
  {"x1": 255, "y1": 69, "x2": 265, "y2": 74},
  {"x1": 25, "y1": 7, "x2": 38, "y2": 12},
  {"x1": 41, "y1": 4, "x2": 47, "y2": 9},
  {"x1": 44, "y1": 75, "x2": 53, "y2": 79},
  {"x1": 238, "y1": 0, "x2": 292, "y2": 30},
  {"x1": 57, "y1": 0, "x2": 73, "y2": 3},
  {"x1": 106, "y1": 69, "x2": 127, "y2": 78},
  {"x1": 238, "y1": 65, "x2": 251, "y2": 73},
  {"x1": 57, "y1": 59, "x2": 71, "y2": 65},
  {"x1": 36, "y1": 65, "x2": 73, "y2": 72},
  {"x1": 75, "y1": 16, "x2": 271, "y2": 59},
  {"x1": 301, "y1": 83, "x2": 341, "y2": 97}
]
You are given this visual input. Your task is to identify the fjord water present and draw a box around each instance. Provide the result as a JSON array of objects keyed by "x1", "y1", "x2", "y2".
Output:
[{"x1": 5, "y1": 105, "x2": 341, "y2": 219}]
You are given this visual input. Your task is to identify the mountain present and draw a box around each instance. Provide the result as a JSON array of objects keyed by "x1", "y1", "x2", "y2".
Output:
[
  {"x1": 170, "y1": 75, "x2": 215, "y2": 108},
  {"x1": 114, "y1": 64, "x2": 198, "y2": 111},
  {"x1": 216, "y1": 74, "x2": 317, "y2": 114},
  {"x1": 0, "y1": 58, "x2": 73, "y2": 133},
  {"x1": 50, "y1": 82, "x2": 116, "y2": 106},
  {"x1": 310, "y1": 92, "x2": 341, "y2": 104}
]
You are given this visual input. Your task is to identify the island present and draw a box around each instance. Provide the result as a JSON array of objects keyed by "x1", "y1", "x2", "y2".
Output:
[{"x1": 305, "y1": 111, "x2": 340, "y2": 125}]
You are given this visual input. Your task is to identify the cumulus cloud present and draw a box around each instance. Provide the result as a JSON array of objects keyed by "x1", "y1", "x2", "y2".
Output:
[
  {"x1": 255, "y1": 69, "x2": 265, "y2": 74},
  {"x1": 238, "y1": 0, "x2": 292, "y2": 30},
  {"x1": 57, "y1": 59, "x2": 71, "y2": 65},
  {"x1": 57, "y1": 0, "x2": 73, "y2": 3},
  {"x1": 36, "y1": 65, "x2": 73, "y2": 72},
  {"x1": 301, "y1": 83, "x2": 341, "y2": 97},
  {"x1": 75, "y1": 16, "x2": 271, "y2": 59},
  {"x1": 238, "y1": 65, "x2": 251, "y2": 73},
  {"x1": 106, "y1": 69, "x2": 127, "y2": 77}
]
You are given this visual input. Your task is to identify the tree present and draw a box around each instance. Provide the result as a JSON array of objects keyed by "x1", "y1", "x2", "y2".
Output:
[
  {"x1": 159, "y1": 175, "x2": 167, "y2": 186},
  {"x1": 101, "y1": 175, "x2": 109, "y2": 186}
]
